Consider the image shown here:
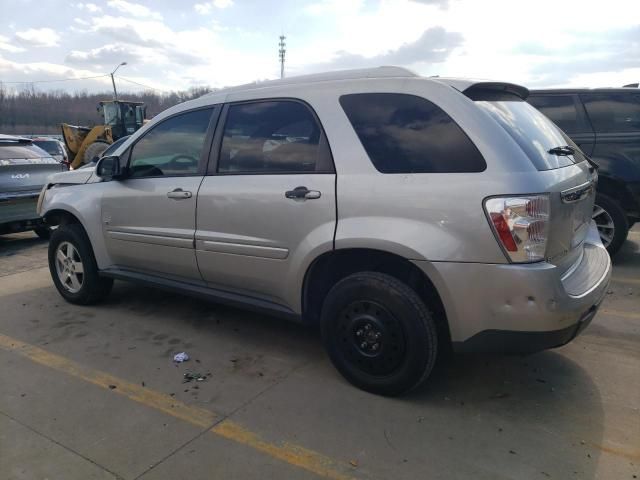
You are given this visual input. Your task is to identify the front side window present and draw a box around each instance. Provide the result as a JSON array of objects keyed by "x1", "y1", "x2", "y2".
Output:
[
  {"x1": 582, "y1": 94, "x2": 640, "y2": 133},
  {"x1": 218, "y1": 101, "x2": 333, "y2": 174},
  {"x1": 128, "y1": 108, "x2": 212, "y2": 178},
  {"x1": 527, "y1": 95, "x2": 588, "y2": 134},
  {"x1": 339, "y1": 93, "x2": 486, "y2": 173}
]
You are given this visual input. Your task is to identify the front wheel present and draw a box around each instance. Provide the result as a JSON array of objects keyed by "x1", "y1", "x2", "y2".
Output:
[
  {"x1": 48, "y1": 224, "x2": 113, "y2": 304},
  {"x1": 321, "y1": 272, "x2": 438, "y2": 396},
  {"x1": 593, "y1": 194, "x2": 628, "y2": 256}
]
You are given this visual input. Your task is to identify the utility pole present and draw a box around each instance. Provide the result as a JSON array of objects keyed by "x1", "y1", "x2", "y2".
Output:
[
  {"x1": 278, "y1": 35, "x2": 286, "y2": 79},
  {"x1": 110, "y1": 62, "x2": 127, "y2": 101}
]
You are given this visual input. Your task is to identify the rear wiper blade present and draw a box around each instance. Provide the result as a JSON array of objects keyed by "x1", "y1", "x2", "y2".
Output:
[{"x1": 548, "y1": 145, "x2": 575, "y2": 156}]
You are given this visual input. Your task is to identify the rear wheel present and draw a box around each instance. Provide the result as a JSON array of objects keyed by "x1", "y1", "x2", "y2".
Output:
[
  {"x1": 593, "y1": 194, "x2": 628, "y2": 256},
  {"x1": 83, "y1": 141, "x2": 110, "y2": 164},
  {"x1": 48, "y1": 223, "x2": 113, "y2": 304},
  {"x1": 321, "y1": 272, "x2": 438, "y2": 396}
]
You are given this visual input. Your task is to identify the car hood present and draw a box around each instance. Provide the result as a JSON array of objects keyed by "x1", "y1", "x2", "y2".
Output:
[{"x1": 48, "y1": 165, "x2": 98, "y2": 185}]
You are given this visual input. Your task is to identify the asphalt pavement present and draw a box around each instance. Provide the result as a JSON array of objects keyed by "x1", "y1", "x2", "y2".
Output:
[{"x1": 0, "y1": 228, "x2": 638, "y2": 480}]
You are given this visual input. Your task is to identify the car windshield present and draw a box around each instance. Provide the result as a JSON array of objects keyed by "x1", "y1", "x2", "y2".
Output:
[
  {"x1": 476, "y1": 99, "x2": 586, "y2": 170},
  {"x1": 0, "y1": 144, "x2": 58, "y2": 165},
  {"x1": 33, "y1": 140, "x2": 61, "y2": 155}
]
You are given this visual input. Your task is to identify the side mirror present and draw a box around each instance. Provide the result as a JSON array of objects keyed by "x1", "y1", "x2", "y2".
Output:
[{"x1": 96, "y1": 155, "x2": 122, "y2": 180}]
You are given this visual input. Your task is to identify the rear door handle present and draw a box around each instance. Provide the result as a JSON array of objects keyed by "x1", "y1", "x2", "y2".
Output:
[
  {"x1": 167, "y1": 188, "x2": 192, "y2": 200},
  {"x1": 285, "y1": 186, "x2": 321, "y2": 200}
]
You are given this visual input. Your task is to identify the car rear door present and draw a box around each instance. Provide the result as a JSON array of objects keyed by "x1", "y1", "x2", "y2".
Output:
[
  {"x1": 101, "y1": 107, "x2": 218, "y2": 281},
  {"x1": 195, "y1": 99, "x2": 336, "y2": 313}
]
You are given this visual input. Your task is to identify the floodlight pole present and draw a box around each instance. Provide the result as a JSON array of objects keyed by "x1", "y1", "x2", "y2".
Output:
[
  {"x1": 278, "y1": 35, "x2": 286, "y2": 79},
  {"x1": 110, "y1": 62, "x2": 127, "y2": 101}
]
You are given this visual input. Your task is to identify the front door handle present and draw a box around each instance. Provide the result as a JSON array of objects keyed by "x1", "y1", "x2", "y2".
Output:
[
  {"x1": 285, "y1": 186, "x2": 321, "y2": 200},
  {"x1": 167, "y1": 188, "x2": 192, "y2": 200}
]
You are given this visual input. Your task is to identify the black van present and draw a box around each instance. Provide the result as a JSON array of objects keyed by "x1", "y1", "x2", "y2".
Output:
[{"x1": 527, "y1": 88, "x2": 640, "y2": 255}]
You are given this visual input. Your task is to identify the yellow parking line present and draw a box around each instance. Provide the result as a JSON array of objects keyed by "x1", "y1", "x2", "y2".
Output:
[
  {"x1": 0, "y1": 333, "x2": 356, "y2": 480},
  {"x1": 611, "y1": 277, "x2": 640, "y2": 286},
  {"x1": 601, "y1": 309, "x2": 640, "y2": 320}
]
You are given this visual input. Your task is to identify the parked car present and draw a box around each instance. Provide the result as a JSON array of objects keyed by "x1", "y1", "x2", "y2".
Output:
[
  {"x1": 38, "y1": 67, "x2": 611, "y2": 395},
  {"x1": 31, "y1": 137, "x2": 69, "y2": 168},
  {"x1": 527, "y1": 88, "x2": 640, "y2": 255},
  {"x1": 1, "y1": 135, "x2": 65, "y2": 238}
]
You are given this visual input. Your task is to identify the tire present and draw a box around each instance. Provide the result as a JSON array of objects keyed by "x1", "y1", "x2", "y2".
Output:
[
  {"x1": 320, "y1": 272, "x2": 438, "y2": 396},
  {"x1": 83, "y1": 141, "x2": 110, "y2": 164},
  {"x1": 34, "y1": 226, "x2": 52, "y2": 240},
  {"x1": 48, "y1": 223, "x2": 113, "y2": 304},
  {"x1": 593, "y1": 194, "x2": 628, "y2": 256}
]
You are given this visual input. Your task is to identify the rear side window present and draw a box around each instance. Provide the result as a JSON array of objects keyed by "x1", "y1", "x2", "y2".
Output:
[
  {"x1": 339, "y1": 93, "x2": 486, "y2": 173},
  {"x1": 128, "y1": 108, "x2": 212, "y2": 178},
  {"x1": 582, "y1": 94, "x2": 640, "y2": 133},
  {"x1": 217, "y1": 100, "x2": 333, "y2": 174},
  {"x1": 527, "y1": 95, "x2": 590, "y2": 134}
]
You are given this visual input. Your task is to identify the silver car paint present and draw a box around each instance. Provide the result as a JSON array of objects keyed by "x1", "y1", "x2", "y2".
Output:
[{"x1": 40, "y1": 68, "x2": 611, "y2": 343}]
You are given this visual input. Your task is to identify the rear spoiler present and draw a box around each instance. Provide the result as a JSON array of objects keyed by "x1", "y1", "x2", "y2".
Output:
[{"x1": 462, "y1": 82, "x2": 530, "y2": 101}]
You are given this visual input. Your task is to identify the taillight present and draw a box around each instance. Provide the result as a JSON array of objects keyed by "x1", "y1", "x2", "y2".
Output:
[{"x1": 484, "y1": 195, "x2": 550, "y2": 263}]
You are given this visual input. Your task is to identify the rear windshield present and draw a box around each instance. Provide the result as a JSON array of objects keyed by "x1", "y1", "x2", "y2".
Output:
[
  {"x1": 0, "y1": 144, "x2": 57, "y2": 165},
  {"x1": 476, "y1": 99, "x2": 586, "y2": 171},
  {"x1": 33, "y1": 140, "x2": 62, "y2": 155}
]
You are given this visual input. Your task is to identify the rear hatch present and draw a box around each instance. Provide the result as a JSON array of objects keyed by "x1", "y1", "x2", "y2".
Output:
[
  {"x1": 0, "y1": 142, "x2": 64, "y2": 196},
  {"x1": 466, "y1": 84, "x2": 596, "y2": 268}
]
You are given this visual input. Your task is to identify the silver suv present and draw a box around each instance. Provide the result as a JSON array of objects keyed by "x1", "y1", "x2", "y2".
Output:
[{"x1": 39, "y1": 67, "x2": 611, "y2": 395}]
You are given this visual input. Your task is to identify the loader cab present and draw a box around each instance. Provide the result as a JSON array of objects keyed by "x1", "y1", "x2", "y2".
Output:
[{"x1": 98, "y1": 101, "x2": 146, "y2": 140}]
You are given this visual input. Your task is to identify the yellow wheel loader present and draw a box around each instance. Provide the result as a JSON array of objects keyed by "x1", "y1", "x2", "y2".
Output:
[{"x1": 62, "y1": 100, "x2": 146, "y2": 169}]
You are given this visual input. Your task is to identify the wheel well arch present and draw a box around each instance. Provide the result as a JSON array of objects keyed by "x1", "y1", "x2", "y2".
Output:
[
  {"x1": 596, "y1": 175, "x2": 638, "y2": 214},
  {"x1": 302, "y1": 248, "x2": 451, "y2": 347},
  {"x1": 44, "y1": 209, "x2": 82, "y2": 227}
]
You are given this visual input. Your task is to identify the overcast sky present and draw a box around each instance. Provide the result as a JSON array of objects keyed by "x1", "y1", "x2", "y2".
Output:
[{"x1": 0, "y1": 0, "x2": 638, "y2": 94}]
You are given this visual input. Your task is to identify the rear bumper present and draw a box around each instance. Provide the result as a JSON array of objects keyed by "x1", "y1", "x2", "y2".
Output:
[
  {"x1": 0, "y1": 190, "x2": 42, "y2": 234},
  {"x1": 453, "y1": 301, "x2": 600, "y2": 354},
  {"x1": 413, "y1": 225, "x2": 611, "y2": 353}
]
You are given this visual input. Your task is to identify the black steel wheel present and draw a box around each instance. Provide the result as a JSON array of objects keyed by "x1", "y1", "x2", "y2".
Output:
[{"x1": 321, "y1": 272, "x2": 438, "y2": 396}]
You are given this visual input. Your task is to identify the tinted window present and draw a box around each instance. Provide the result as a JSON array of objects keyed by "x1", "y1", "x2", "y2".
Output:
[
  {"x1": 527, "y1": 95, "x2": 588, "y2": 134},
  {"x1": 33, "y1": 140, "x2": 62, "y2": 155},
  {"x1": 477, "y1": 99, "x2": 583, "y2": 171},
  {"x1": 0, "y1": 144, "x2": 57, "y2": 165},
  {"x1": 218, "y1": 101, "x2": 333, "y2": 174},
  {"x1": 129, "y1": 109, "x2": 212, "y2": 178},
  {"x1": 582, "y1": 94, "x2": 640, "y2": 133},
  {"x1": 339, "y1": 93, "x2": 485, "y2": 173}
]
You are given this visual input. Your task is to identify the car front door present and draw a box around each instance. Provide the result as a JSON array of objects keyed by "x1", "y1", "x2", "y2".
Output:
[
  {"x1": 101, "y1": 107, "x2": 218, "y2": 281},
  {"x1": 195, "y1": 100, "x2": 336, "y2": 313}
]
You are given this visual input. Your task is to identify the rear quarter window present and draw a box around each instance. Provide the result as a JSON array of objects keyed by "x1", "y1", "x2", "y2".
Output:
[{"x1": 339, "y1": 93, "x2": 486, "y2": 173}]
